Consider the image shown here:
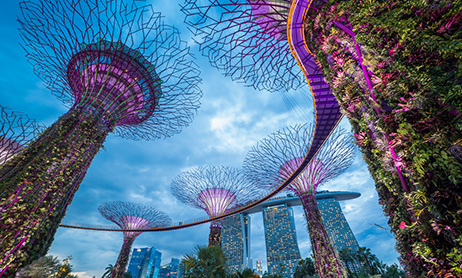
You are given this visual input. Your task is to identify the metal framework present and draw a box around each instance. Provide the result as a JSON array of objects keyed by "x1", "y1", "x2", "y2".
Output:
[
  {"x1": 99, "y1": 201, "x2": 171, "y2": 278},
  {"x1": 182, "y1": 0, "x2": 303, "y2": 92},
  {"x1": 171, "y1": 166, "x2": 260, "y2": 246},
  {"x1": 243, "y1": 123, "x2": 355, "y2": 277},
  {"x1": 0, "y1": 106, "x2": 42, "y2": 165},
  {"x1": 0, "y1": 0, "x2": 201, "y2": 275}
]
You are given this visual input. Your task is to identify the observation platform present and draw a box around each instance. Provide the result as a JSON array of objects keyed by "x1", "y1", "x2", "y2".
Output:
[{"x1": 243, "y1": 190, "x2": 360, "y2": 215}]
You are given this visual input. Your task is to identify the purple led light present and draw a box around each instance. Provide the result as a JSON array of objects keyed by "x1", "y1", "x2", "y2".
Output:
[
  {"x1": 199, "y1": 188, "x2": 236, "y2": 217},
  {"x1": 279, "y1": 157, "x2": 326, "y2": 193},
  {"x1": 250, "y1": 0, "x2": 291, "y2": 40},
  {"x1": 67, "y1": 41, "x2": 160, "y2": 126},
  {"x1": 119, "y1": 215, "x2": 150, "y2": 238},
  {"x1": 0, "y1": 137, "x2": 23, "y2": 165}
]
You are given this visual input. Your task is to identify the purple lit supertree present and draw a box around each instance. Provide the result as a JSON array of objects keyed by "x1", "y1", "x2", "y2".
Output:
[
  {"x1": 0, "y1": 106, "x2": 42, "y2": 165},
  {"x1": 0, "y1": 0, "x2": 201, "y2": 274},
  {"x1": 243, "y1": 124, "x2": 355, "y2": 277},
  {"x1": 99, "y1": 201, "x2": 172, "y2": 278},
  {"x1": 171, "y1": 166, "x2": 260, "y2": 247},
  {"x1": 182, "y1": 0, "x2": 303, "y2": 92}
]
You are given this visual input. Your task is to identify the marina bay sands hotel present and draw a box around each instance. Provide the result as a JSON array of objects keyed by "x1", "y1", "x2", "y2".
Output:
[{"x1": 222, "y1": 190, "x2": 361, "y2": 277}]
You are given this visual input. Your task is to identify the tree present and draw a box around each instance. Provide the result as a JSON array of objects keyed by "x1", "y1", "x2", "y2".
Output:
[
  {"x1": 101, "y1": 264, "x2": 114, "y2": 278},
  {"x1": 232, "y1": 268, "x2": 260, "y2": 278},
  {"x1": 381, "y1": 264, "x2": 407, "y2": 278},
  {"x1": 101, "y1": 264, "x2": 113, "y2": 278},
  {"x1": 294, "y1": 257, "x2": 315, "y2": 278},
  {"x1": 180, "y1": 245, "x2": 227, "y2": 278},
  {"x1": 16, "y1": 255, "x2": 78, "y2": 278}
]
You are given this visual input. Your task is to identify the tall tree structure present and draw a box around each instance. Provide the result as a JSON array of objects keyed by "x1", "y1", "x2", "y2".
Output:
[
  {"x1": 184, "y1": 0, "x2": 462, "y2": 276},
  {"x1": 182, "y1": 0, "x2": 303, "y2": 93},
  {"x1": 0, "y1": 0, "x2": 201, "y2": 275},
  {"x1": 243, "y1": 124, "x2": 355, "y2": 277},
  {"x1": 302, "y1": 1, "x2": 462, "y2": 276},
  {"x1": 171, "y1": 166, "x2": 260, "y2": 247},
  {"x1": 99, "y1": 201, "x2": 172, "y2": 278},
  {"x1": 0, "y1": 106, "x2": 42, "y2": 165}
]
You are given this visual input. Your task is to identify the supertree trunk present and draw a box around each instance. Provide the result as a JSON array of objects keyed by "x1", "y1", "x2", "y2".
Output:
[
  {"x1": 0, "y1": 106, "x2": 111, "y2": 275},
  {"x1": 304, "y1": 1, "x2": 462, "y2": 276},
  {"x1": 111, "y1": 236, "x2": 136, "y2": 278},
  {"x1": 208, "y1": 221, "x2": 223, "y2": 248},
  {"x1": 297, "y1": 191, "x2": 345, "y2": 278}
]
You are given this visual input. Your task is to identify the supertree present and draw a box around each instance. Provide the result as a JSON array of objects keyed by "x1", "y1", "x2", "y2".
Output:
[
  {"x1": 182, "y1": 0, "x2": 304, "y2": 93},
  {"x1": 98, "y1": 201, "x2": 172, "y2": 278},
  {"x1": 301, "y1": 1, "x2": 462, "y2": 276},
  {"x1": 171, "y1": 166, "x2": 260, "y2": 247},
  {"x1": 181, "y1": 0, "x2": 343, "y2": 191},
  {"x1": 0, "y1": 105, "x2": 42, "y2": 165},
  {"x1": 243, "y1": 123, "x2": 355, "y2": 277},
  {"x1": 0, "y1": 0, "x2": 201, "y2": 274}
]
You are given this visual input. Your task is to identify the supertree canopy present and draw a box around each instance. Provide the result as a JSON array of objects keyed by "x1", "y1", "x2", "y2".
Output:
[
  {"x1": 99, "y1": 201, "x2": 172, "y2": 278},
  {"x1": 182, "y1": 0, "x2": 304, "y2": 92},
  {"x1": 243, "y1": 123, "x2": 355, "y2": 277},
  {"x1": 182, "y1": 0, "x2": 343, "y2": 184},
  {"x1": 171, "y1": 166, "x2": 260, "y2": 247},
  {"x1": 0, "y1": 106, "x2": 42, "y2": 165},
  {"x1": 0, "y1": 0, "x2": 201, "y2": 274}
]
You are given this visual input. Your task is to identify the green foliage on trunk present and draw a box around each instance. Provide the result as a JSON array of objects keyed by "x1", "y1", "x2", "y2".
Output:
[
  {"x1": 0, "y1": 108, "x2": 112, "y2": 275},
  {"x1": 304, "y1": 0, "x2": 462, "y2": 276}
]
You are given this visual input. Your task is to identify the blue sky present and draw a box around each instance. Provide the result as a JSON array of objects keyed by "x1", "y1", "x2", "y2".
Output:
[{"x1": 1, "y1": 1, "x2": 399, "y2": 277}]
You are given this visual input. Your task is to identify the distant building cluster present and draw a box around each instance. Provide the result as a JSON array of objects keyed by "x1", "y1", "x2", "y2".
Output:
[
  {"x1": 222, "y1": 192, "x2": 361, "y2": 278},
  {"x1": 125, "y1": 192, "x2": 360, "y2": 278}
]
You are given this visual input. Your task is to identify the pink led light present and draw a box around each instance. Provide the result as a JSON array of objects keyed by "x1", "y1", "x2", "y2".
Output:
[
  {"x1": 120, "y1": 215, "x2": 150, "y2": 238},
  {"x1": 0, "y1": 137, "x2": 23, "y2": 165},
  {"x1": 199, "y1": 188, "x2": 236, "y2": 218},
  {"x1": 279, "y1": 157, "x2": 326, "y2": 193},
  {"x1": 250, "y1": 0, "x2": 292, "y2": 41}
]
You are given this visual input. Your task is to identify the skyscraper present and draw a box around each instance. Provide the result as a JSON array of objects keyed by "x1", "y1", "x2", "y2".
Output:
[
  {"x1": 222, "y1": 213, "x2": 251, "y2": 273},
  {"x1": 317, "y1": 197, "x2": 362, "y2": 271},
  {"x1": 126, "y1": 247, "x2": 162, "y2": 278},
  {"x1": 263, "y1": 204, "x2": 301, "y2": 277},
  {"x1": 158, "y1": 258, "x2": 180, "y2": 278},
  {"x1": 255, "y1": 260, "x2": 263, "y2": 276}
]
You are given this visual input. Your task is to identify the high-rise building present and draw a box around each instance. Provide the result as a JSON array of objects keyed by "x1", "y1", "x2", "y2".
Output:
[
  {"x1": 263, "y1": 204, "x2": 301, "y2": 277},
  {"x1": 222, "y1": 213, "x2": 251, "y2": 273},
  {"x1": 317, "y1": 197, "x2": 362, "y2": 271},
  {"x1": 158, "y1": 258, "x2": 180, "y2": 278},
  {"x1": 255, "y1": 260, "x2": 263, "y2": 276},
  {"x1": 126, "y1": 247, "x2": 162, "y2": 278}
]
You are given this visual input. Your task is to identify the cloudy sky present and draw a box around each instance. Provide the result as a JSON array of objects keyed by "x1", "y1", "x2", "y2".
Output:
[{"x1": 1, "y1": 1, "x2": 399, "y2": 277}]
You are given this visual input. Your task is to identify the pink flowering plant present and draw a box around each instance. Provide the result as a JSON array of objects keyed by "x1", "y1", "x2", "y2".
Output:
[{"x1": 305, "y1": 0, "x2": 462, "y2": 277}]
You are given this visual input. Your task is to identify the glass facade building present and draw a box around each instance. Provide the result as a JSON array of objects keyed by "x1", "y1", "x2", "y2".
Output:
[
  {"x1": 158, "y1": 258, "x2": 180, "y2": 278},
  {"x1": 263, "y1": 204, "x2": 301, "y2": 277},
  {"x1": 317, "y1": 198, "x2": 362, "y2": 271},
  {"x1": 222, "y1": 213, "x2": 251, "y2": 273},
  {"x1": 126, "y1": 247, "x2": 162, "y2": 278}
]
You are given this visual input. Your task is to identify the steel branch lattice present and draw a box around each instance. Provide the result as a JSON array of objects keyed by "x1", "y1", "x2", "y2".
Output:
[
  {"x1": 99, "y1": 201, "x2": 171, "y2": 278},
  {"x1": 171, "y1": 166, "x2": 260, "y2": 217},
  {"x1": 182, "y1": 0, "x2": 304, "y2": 92},
  {"x1": 243, "y1": 123, "x2": 355, "y2": 193},
  {"x1": 0, "y1": 0, "x2": 201, "y2": 274},
  {"x1": 243, "y1": 124, "x2": 354, "y2": 277},
  {"x1": 58, "y1": 0, "x2": 344, "y2": 236},
  {"x1": 0, "y1": 106, "x2": 43, "y2": 165}
]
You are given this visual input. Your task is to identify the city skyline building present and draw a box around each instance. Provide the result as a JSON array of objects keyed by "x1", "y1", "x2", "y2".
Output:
[
  {"x1": 222, "y1": 214, "x2": 252, "y2": 273},
  {"x1": 255, "y1": 260, "x2": 263, "y2": 276},
  {"x1": 221, "y1": 191, "x2": 360, "y2": 276},
  {"x1": 263, "y1": 203, "x2": 301, "y2": 277},
  {"x1": 126, "y1": 247, "x2": 162, "y2": 278},
  {"x1": 318, "y1": 198, "x2": 362, "y2": 271},
  {"x1": 158, "y1": 258, "x2": 180, "y2": 278}
]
